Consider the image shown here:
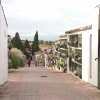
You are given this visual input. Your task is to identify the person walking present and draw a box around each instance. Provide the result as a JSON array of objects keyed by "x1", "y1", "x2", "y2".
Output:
[{"x1": 28, "y1": 59, "x2": 31, "y2": 67}]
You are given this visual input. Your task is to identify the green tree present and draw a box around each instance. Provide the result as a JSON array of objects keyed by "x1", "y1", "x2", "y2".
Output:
[
  {"x1": 33, "y1": 34, "x2": 37, "y2": 52},
  {"x1": 36, "y1": 31, "x2": 39, "y2": 51},
  {"x1": 31, "y1": 31, "x2": 39, "y2": 55},
  {"x1": 31, "y1": 41, "x2": 34, "y2": 55},
  {"x1": 39, "y1": 40, "x2": 44, "y2": 44},
  {"x1": 24, "y1": 39, "x2": 31, "y2": 51},
  {"x1": 45, "y1": 41, "x2": 48, "y2": 45},
  {"x1": 34, "y1": 31, "x2": 39, "y2": 52},
  {"x1": 11, "y1": 32, "x2": 24, "y2": 51},
  {"x1": 48, "y1": 41, "x2": 52, "y2": 45}
]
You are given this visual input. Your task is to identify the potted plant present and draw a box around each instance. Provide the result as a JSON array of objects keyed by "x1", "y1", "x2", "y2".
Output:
[
  {"x1": 56, "y1": 47, "x2": 58, "y2": 51},
  {"x1": 77, "y1": 57, "x2": 82, "y2": 63},
  {"x1": 74, "y1": 53, "x2": 78, "y2": 61},
  {"x1": 63, "y1": 67, "x2": 67, "y2": 73}
]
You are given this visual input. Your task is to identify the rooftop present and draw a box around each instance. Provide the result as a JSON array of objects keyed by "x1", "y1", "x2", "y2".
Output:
[
  {"x1": 59, "y1": 34, "x2": 67, "y2": 38},
  {"x1": 34, "y1": 51, "x2": 42, "y2": 56},
  {"x1": 65, "y1": 25, "x2": 92, "y2": 34},
  {"x1": 54, "y1": 40, "x2": 60, "y2": 42}
]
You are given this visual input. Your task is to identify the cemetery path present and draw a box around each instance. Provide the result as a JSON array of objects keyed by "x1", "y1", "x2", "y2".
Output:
[{"x1": 0, "y1": 61, "x2": 100, "y2": 100}]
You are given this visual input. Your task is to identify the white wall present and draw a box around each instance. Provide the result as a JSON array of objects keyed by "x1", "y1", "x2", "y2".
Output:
[
  {"x1": 82, "y1": 30, "x2": 92, "y2": 82},
  {"x1": 67, "y1": 30, "x2": 92, "y2": 83},
  {"x1": 92, "y1": 7, "x2": 99, "y2": 87},
  {"x1": 0, "y1": 5, "x2": 8, "y2": 85}
]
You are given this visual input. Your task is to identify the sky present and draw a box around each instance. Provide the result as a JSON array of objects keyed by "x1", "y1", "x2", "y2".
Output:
[{"x1": 1, "y1": 0, "x2": 100, "y2": 41}]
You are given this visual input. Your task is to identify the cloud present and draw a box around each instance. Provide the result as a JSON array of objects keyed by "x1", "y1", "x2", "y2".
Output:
[
  {"x1": 2, "y1": 0, "x2": 100, "y2": 41},
  {"x1": 17, "y1": 32, "x2": 49, "y2": 37}
]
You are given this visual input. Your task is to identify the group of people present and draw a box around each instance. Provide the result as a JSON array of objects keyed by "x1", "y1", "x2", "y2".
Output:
[{"x1": 28, "y1": 59, "x2": 37, "y2": 67}]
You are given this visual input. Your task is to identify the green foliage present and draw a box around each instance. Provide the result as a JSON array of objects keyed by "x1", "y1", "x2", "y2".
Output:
[
  {"x1": 45, "y1": 41, "x2": 48, "y2": 45},
  {"x1": 39, "y1": 40, "x2": 53, "y2": 45},
  {"x1": 24, "y1": 39, "x2": 31, "y2": 50},
  {"x1": 11, "y1": 52, "x2": 25, "y2": 69},
  {"x1": 19, "y1": 57, "x2": 25, "y2": 67},
  {"x1": 36, "y1": 31, "x2": 39, "y2": 51},
  {"x1": 11, "y1": 53, "x2": 19, "y2": 69},
  {"x1": 31, "y1": 31, "x2": 39, "y2": 54},
  {"x1": 31, "y1": 41, "x2": 34, "y2": 55},
  {"x1": 39, "y1": 40, "x2": 44, "y2": 44},
  {"x1": 11, "y1": 32, "x2": 24, "y2": 51},
  {"x1": 48, "y1": 41, "x2": 52, "y2": 45}
]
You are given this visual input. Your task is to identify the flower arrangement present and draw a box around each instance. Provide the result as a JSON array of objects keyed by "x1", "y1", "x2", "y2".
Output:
[
  {"x1": 78, "y1": 57, "x2": 81, "y2": 60},
  {"x1": 63, "y1": 67, "x2": 67, "y2": 73},
  {"x1": 51, "y1": 62, "x2": 54, "y2": 65},
  {"x1": 74, "y1": 37, "x2": 78, "y2": 44},
  {"x1": 77, "y1": 57, "x2": 82, "y2": 63},
  {"x1": 49, "y1": 49, "x2": 52, "y2": 52},
  {"x1": 69, "y1": 50, "x2": 74, "y2": 58},
  {"x1": 58, "y1": 52, "x2": 61, "y2": 56},
  {"x1": 61, "y1": 53, "x2": 66, "y2": 59},
  {"x1": 57, "y1": 56, "x2": 60, "y2": 60},
  {"x1": 69, "y1": 41, "x2": 71, "y2": 43},
  {"x1": 47, "y1": 63, "x2": 50, "y2": 66},
  {"x1": 74, "y1": 53, "x2": 78, "y2": 58},
  {"x1": 63, "y1": 53, "x2": 66, "y2": 57},
  {"x1": 64, "y1": 41, "x2": 68, "y2": 45},
  {"x1": 59, "y1": 61, "x2": 63, "y2": 66},
  {"x1": 56, "y1": 47, "x2": 58, "y2": 51}
]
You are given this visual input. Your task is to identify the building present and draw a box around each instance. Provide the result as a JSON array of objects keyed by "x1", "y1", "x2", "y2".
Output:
[
  {"x1": 0, "y1": 1, "x2": 8, "y2": 85},
  {"x1": 65, "y1": 25, "x2": 92, "y2": 83}
]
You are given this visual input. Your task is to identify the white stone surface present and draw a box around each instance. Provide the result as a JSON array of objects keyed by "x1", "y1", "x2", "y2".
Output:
[
  {"x1": 91, "y1": 7, "x2": 99, "y2": 87},
  {"x1": 82, "y1": 30, "x2": 92, "y2": 82},
  {"x1": 0, "y1": 4, "x2": 8, "y2": 85}
]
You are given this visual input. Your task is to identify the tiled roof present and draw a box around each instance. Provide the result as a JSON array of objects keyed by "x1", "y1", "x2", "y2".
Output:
[
  {"x1": 54, "y1": 40, "x2": 60, "y2": 42},
  {"x1": 37, "y1": 51, "x2": 46, "y2": 58},
  {"x1": 34, "y1": 51, "x2": 42, "y2": 55},
  {"x1": 59, "y1": 34, "x2": 67, "y2": 38},
  {"x1": 65, "y1": 25, "x2": 92, "y2": 34}
]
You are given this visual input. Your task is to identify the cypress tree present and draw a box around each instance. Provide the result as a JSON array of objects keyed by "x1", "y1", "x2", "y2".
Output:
[
  {"x1": 33, "y1": 35, "x2": 37, "y2": 52},
  {"x1": 31, "y1": 31, "x2": 39, "y2": 54},
  {"x1": 24, "y1": 39, "x2": 31, "y2": 51},
  {"x1": 31, "y1": 41, "x2": 34, "y2": 55},
  {"x1": 36, "y1": 31, "x2": 39, "y2": 51},
  {"x1": 11, "y1": 32, "x2": 24, "y2": 51}
]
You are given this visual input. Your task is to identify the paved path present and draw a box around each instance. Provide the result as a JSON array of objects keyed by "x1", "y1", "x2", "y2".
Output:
[{"x1": 0, "y1": 61, "x2": 100, "y2": 100}]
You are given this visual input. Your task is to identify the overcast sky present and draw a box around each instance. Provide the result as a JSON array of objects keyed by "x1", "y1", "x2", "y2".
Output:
[{"x1": 1, "y1": 0, "x2": 100, "y2": 41}]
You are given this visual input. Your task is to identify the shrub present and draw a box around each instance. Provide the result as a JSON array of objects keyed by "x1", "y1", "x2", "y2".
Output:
[
  {"x1": 11, "y1": 53, "x2": 19, "y2": 69},
  {"x1": 19, "y1": 56, "x2": 25, "y2": 67},
  {"x1": 11, "y1": 53, "x2": 25, "y2": 69}
]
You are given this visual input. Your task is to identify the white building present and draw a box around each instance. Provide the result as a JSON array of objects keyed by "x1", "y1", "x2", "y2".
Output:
[
  {"x1": 65, "y1": 25, "x2": 92, "y2": 83},
  {"x1": 0, "y1": 1, "x2": 8, "y2": 85},
  {"x1": 64, "y1": 6, "x2": 100, "y2": 89},
  {"x1": 92, "y1": 5, "x2": 100, "y2": 89}
]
